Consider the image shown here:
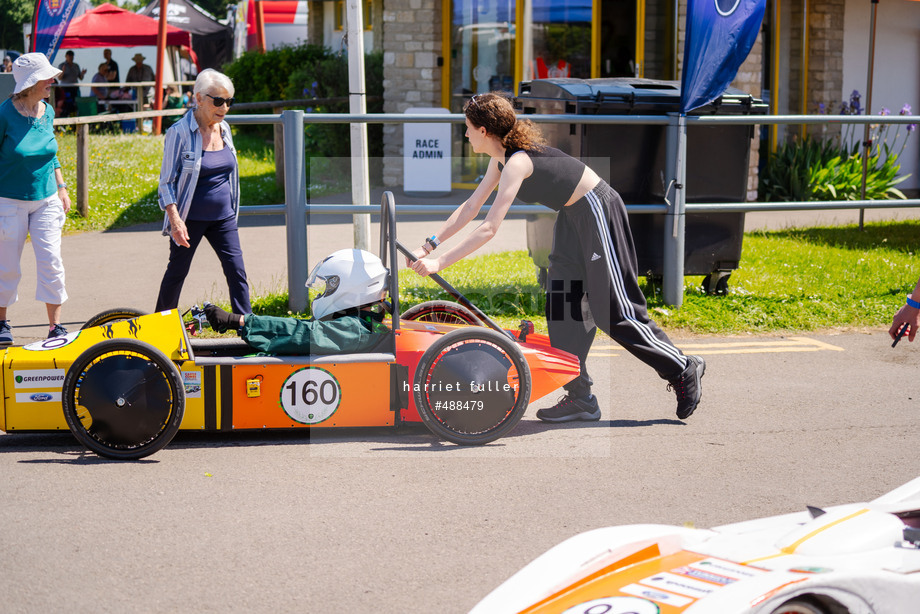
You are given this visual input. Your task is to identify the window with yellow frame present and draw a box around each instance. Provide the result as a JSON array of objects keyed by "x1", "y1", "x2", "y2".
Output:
[{"x1": 334, "y1": 0, "x2": 374, "y2": 30}]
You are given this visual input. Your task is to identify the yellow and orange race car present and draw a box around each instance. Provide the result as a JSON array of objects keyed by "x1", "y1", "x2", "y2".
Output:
[{"x1": 0, "y1": 193, "x2": 579, "y2": 459}]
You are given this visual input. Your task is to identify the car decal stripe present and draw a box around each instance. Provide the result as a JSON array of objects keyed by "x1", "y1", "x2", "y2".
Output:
[
  {"x1": 742, "y1": 508, "x2": 871, "y2": 564},
  {"x1": 204, "y1": 366, "x2": 217, "y2": 430},
  {"x1": 220, "y1": 366, "x2": 233, "y2": 430}
]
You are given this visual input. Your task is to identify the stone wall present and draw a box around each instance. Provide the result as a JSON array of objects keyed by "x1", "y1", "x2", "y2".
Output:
[{"x1": 381, "y1": 0, "x2": 442, "y2": 187}]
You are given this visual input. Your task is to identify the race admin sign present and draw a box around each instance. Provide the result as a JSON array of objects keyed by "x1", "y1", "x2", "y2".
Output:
[{"x1": 403, "y1": 107, "x2": 451, "y2": 195}]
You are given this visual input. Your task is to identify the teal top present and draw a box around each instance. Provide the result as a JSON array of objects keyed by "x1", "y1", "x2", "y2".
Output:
[{"x1": 0, "y1": 98, "x2": 61, "y2": 201}]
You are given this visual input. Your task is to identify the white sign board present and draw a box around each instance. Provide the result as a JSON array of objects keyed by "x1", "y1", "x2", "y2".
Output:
[{"x1": 403, "y1": 107, "x2": 451, "y2": 195}]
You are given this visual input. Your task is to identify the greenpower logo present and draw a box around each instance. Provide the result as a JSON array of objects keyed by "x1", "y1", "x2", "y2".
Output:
[{"x1": 15, "y1": 375, "x2": 22, "y2": 384}]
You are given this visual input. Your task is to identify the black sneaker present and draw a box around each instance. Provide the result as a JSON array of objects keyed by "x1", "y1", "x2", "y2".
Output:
[
  {"x1": 47, "y1": 324, "x2": 68, "y2": 339},
  {"x1": 536, "y1": 394, "x2": 601, "y2": 423},
  {"x1": 0, "y1": 320, "x2": 12, "y2": 346},
  {"x1": 669, "y1": 355, "x2": 706, "y2": 420}
]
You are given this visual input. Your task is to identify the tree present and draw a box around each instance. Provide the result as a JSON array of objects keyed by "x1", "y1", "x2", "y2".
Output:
[{"x1": 0, "y1": 0, "x2": 32, "y2": 52}]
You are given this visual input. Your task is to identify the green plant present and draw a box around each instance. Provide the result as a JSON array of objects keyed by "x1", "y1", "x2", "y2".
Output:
[{"x1": 760, "y1": 93, "x2": 914, "y2": 203}]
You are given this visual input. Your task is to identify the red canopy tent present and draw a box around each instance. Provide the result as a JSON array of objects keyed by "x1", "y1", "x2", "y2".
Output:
[{"x1": 60, "y1": 3, "x2": 191, "y2": 48}]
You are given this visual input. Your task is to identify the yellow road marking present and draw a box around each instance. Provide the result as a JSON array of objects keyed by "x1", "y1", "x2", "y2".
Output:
[{"x1": 588, "y1": 336, "x2": 844, "y2": 357}]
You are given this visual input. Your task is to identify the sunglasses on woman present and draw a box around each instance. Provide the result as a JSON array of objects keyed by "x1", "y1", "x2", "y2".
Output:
[{"x1": 206, "y1": 94, "x2": 235, "y2": 108}]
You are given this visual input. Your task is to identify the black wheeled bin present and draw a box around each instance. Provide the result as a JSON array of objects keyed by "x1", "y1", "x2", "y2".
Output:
[{"x1": 515, "y1": 78, "x2": 767, "y2": 292}]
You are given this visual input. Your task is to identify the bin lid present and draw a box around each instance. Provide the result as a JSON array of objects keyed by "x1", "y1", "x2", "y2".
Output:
[{"x1": 517, "y1": 78, "x2": 767, "y2": 115}]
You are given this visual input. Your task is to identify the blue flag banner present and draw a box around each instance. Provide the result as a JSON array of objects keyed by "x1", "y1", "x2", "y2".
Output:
[
  {"x1": 31, "y1": 0, "x2": 82, "y2": 62},
  {"x1": 680, "y1": 0, "x2": 766, "y2": 114}
]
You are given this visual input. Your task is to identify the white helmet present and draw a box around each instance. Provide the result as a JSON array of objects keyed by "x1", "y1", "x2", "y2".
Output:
[{"x1": 307, "y1": 249, "x2": 389, "y2": 320}]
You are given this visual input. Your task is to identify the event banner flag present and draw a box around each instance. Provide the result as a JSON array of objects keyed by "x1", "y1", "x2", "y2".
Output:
[
  {"x1": 679, "y1": 0, "x2": 766, "y2": 113},
  {"x1": 31, "y1": 0, "x2": 82, "y2": 61}
]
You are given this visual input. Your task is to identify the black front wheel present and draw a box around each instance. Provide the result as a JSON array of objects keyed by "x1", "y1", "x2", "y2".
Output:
[
  {"x1": 81, "y1": 307, "x2": 148, "y2": 330},
  {"x1": 414, "y1": 328, "x2": 531, "y2": 445},
  {"x1": 402, "y1": 300, "x2": 483, "y2": 326},
  {"x1": 62, "y1": 339, "x2": 185, "y2": 460}
]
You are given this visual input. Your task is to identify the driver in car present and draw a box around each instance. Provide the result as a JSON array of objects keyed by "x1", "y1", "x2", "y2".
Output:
[{"x1": 203, "y1": 248, "x2": 391, "y2": 355}]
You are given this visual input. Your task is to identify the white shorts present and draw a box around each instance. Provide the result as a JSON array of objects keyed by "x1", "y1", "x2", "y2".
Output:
[{"x1": 0, "y1": 195, "x2": 68, "y2": 308}]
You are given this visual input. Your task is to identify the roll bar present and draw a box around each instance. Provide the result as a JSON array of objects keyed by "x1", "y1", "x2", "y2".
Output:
[{"x1": 379, "y1": 191, "x2": 516, "y2": 342}]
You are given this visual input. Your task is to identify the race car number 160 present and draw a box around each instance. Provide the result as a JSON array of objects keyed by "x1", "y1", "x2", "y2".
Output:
[{"x1": 280, "y1": 367, "x2": 342, "y2": 424}]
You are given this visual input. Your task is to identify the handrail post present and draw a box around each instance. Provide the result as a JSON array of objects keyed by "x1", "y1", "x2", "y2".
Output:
[
  {"x1": 663, "y1": 112, "x2": 686, "y2": 307},
  {"x1": 282, "y1": 109, "x2": 308, "y2": 312}
]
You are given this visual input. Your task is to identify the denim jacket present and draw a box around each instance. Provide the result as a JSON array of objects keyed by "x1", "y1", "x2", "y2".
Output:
[{"x1": 158, "y1": 109, "x2": 239, "y2": 239}]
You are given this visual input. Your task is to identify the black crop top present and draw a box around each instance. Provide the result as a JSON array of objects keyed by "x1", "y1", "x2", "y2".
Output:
[{"x1": 497, "y1": 146, "x2": 586, "y2": 211}]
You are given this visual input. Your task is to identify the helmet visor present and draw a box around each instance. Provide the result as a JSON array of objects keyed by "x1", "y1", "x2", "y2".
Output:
[{"x1": 306, "y1": 261, "x2": 340, "y2": 298}]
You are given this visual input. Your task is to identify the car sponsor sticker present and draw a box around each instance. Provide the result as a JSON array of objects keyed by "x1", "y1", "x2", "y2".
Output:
[
  {"x1": 15, "y1": 391, "x2": 62, "y2": 403},
  {"x1": 692, "y1": 558, "x2": 769, "y2": 580},
  {"x1": 674, "y1": 565, "x2": 737, "y2": 586},
  {"x1": 13, "y1": 369, "x2": 65, "y2": 388},
  {"x1": 181, "y1": 371, "x2": 202, "y2": 398},
  {"x1": 561, "y1": 596, "x2": 661, "y2": 614},
  {"x1": 279, "y1": 367, "x2": 341, "y2": 424},
  {"x1": 621, "y1": 584, "x2": 693, "y2": 608},
  {"x1": 23, "y1": 330, "x2": 79, "y2": 351},
  {"x1": 639, "y1": 572, "x2": 718, "y2": 599}
]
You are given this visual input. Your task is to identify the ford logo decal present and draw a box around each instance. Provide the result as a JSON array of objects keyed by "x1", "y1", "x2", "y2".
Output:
[{"x1": 30, "y1": 393, "x2": 53, "y2": 402}]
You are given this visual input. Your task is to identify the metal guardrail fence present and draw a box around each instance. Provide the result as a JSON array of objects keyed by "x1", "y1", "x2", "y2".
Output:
[{"x1": 232, "y1": 110, "x2": 920, "y2": 311}]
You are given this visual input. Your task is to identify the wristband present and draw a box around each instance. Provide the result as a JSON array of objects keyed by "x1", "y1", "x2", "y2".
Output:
[
  {"x1": 425, "y1": 235, "x2": 440, "y2": 251},
  {"x1": 907, "y1": 296, "x2": 920, "y2": 309},
  {"x1": 57, "y1": 182, "x2": 67, "y2": 190}
]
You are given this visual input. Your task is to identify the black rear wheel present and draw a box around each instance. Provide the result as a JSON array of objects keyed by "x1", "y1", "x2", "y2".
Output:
[
  {"x1": 414, "y1": 328, "x2": 531, "y2": 445},
  {"x1": 402, "y1": 300, "x2": 483, "y2": 326},
  {"x1": 62, "y1": 339, "x2": 185, "y2": 460},
  {"x1": 81, "y1": 307, "x2": 148, "y2": 330}
]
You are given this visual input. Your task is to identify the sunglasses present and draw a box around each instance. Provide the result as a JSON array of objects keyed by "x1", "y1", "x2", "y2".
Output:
[{"x1": 206, "y1": 94, "x2": 235, "y2": 108}]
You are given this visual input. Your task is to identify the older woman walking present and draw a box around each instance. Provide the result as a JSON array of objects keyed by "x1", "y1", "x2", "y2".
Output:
[
  {"x1": 0, "y1": 53, "x2": 71, "y2": 345},
  {"x1": 155, "y1": 68, "x2": 251, "y2": 316}
]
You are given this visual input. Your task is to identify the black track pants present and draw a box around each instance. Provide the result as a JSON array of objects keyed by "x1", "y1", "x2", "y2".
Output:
[{"x1": 545, "y1": 181, "x2": 688, "y2": 397}]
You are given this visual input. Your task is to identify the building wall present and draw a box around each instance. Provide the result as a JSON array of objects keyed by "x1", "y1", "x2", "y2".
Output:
[
  {"x1": 842, "y1": 0, "x2": 919, "y2": 191},
  {"x1": 381, "y1": 0, "x2": 443, "y2": 188}
]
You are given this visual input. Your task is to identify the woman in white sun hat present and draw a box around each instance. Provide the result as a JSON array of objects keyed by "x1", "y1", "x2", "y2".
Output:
[{"x1": 0, "y1": 52, "x2": 71, "y2": 345}]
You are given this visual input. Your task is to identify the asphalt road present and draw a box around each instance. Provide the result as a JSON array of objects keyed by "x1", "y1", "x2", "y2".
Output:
[
  {"x1": 2, "y1": 207, "x2": 920, "y2": 613},
  {"x1": 2, "y1": 329, "x2": 918, "y2": 613}
]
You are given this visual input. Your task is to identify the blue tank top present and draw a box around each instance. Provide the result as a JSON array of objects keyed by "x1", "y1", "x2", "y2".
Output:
[
  {"x1": 188, "y1": 147, "x2": 235, "y2": 221},
  {"x1": 498, "y1": 146, "x2": 586, "y2": 211}
]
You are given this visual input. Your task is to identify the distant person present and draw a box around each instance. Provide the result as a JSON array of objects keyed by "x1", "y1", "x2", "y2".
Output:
[
  {"x1": 56, "y1": 50, "x2": 85, "y2": 117},
  {"x1": 2, "y1": 56, "x2": 12, "y2": 73},
  {"x1": 161, "y1": 85, "x2": 184, "y2": 128},
  {"x1": 126, "y1": 53, "x2": 155, "y2": 108},
  {"x1": 0, "y1": 53, "x2": 72, "y2": 345},
  {"x1": 889, "y1": 276, "x2": 920, "y2": 343},
  {"x1": 101, "y1": 48, "x2": 119, "y2": 83},
  {"x1": 91, "y1": 63, "x2": 110, "y2": 100},
  {"x1": 178, "y1": 47, "x2": 198, "y2": 93},
  {"x1": 155, "y1": 68, "x2": 250, "y2": 317}
]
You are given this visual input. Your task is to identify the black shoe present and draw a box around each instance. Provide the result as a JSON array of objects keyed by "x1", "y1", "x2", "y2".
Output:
[
  {"x1": 669, "y1": 355, "x2": 706, "y2": 420},
  {"x1": 203, "y1": 302, "x2": 240, "y2": 332},
  {"x1": 0, "y1": 320, "x2": 12, "y2": 346},
  {"x1": 47, "y1": 324, "x2": 68, "y2": 339},
  {"x1": 536, "y1": 394, "x2": 601, "y2": 423}
]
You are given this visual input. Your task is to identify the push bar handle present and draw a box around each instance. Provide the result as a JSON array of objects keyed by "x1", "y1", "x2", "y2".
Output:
[{"x1": 397, "y1": 241, "x2": 516, "y2": 342}]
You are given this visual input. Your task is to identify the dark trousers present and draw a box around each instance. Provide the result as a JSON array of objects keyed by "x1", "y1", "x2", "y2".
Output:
[
  {"x1": 545, "y1": 181, "x2": 687, "y2": 397},
  {"x1": 155, "y1": 216, "x2": 251, "y2": 314}
]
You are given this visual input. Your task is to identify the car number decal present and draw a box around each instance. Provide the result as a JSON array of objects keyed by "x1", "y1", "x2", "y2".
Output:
[
  {"x1": 22, "y1": 330, "x2": 80, "y2": 351},
  {"x1": 561, "y1": 596, "x2": 660, "y2": 614},
  {"x1": 279, "y1": 367, "x2": 341, "y2": 424}
]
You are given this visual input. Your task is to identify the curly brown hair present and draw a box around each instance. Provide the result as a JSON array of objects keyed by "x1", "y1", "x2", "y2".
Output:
[{"x1": 464, "y1": 92, "x2": 545, "y2": 152}]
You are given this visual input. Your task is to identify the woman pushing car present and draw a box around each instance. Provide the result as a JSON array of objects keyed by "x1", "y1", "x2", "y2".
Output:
[{"x1": 407, "y1": 92, "x2": 705, "y2": 422}]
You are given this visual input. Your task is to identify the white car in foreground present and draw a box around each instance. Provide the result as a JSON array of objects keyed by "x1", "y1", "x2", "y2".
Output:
[{"x1": 471, "y1": 478, "x2": 920, "y2": 614}]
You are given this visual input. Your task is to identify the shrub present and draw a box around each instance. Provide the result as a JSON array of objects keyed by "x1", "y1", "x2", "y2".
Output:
[{"x1": 759, "y1": 94, "x2": 915, "y2": 203}]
